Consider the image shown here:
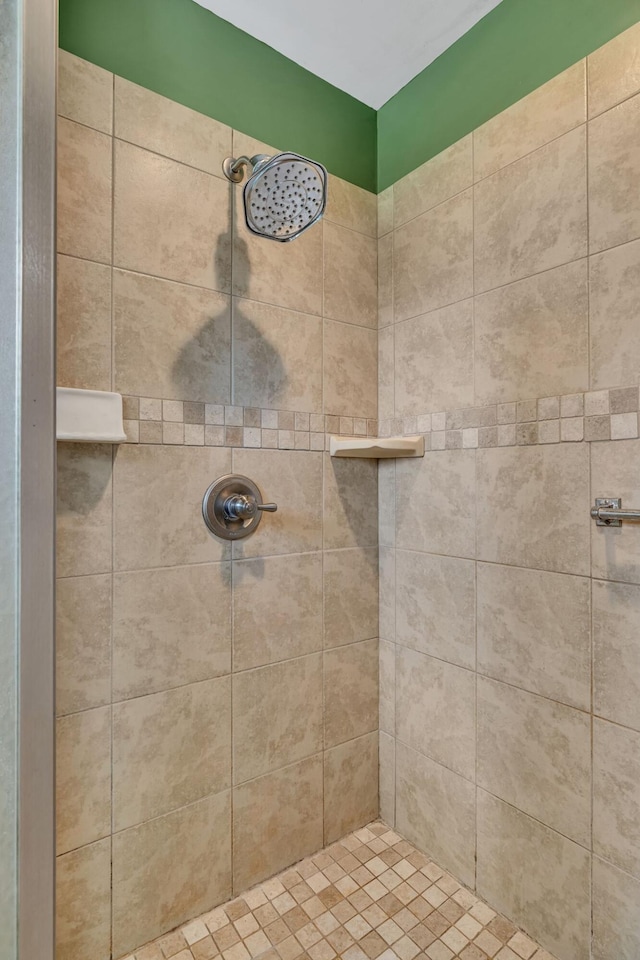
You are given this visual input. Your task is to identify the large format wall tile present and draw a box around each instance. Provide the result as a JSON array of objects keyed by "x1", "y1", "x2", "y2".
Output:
[
  {"x1": 594, "y1": 717, "x2": 640, "y2": 879},
  {"x1": 378, "y1": 546, "x2": 395, "y2": 641},
  {"x1": 114, "y1": 76, "x2": 232, "y2": 174},
  {"x1": 324, "y1": 222, "x2": 377, "y2": 327},
  {"x1": 396, "y1": 742, "x2": 476, "y2": 887},
  {"x1": 378, "y1": 234, "x2": 393, "y2": 327},
  {"x1": 57, "y1": 117, "x2": 112, "y2": 263},
  {"x1": 474, "y1": 125, "x2": 587, "y2": 293},
  {"x1": 474, "y1": 61, "x2": 586, "y2": 180},
  {"x1": 114, "y1": 269, "x2": 231, "y2": 403},
  {"x1": 591, "y1": 439, "x2": 640, "y2": 584},
  {"x1": 379, "y1": 731, "x2": 395, "y2": 826},
  {"x1": 589, "y1": 93, "x2": 640, "y2": 253},
  {"x1": 324, "y1": 456, "x2": 378, "y2": 550},
  {"x1": 323, "y1": 547, "x2": 378, "y2": 649},
  {"x1": 113, "y1": 677, "x2": 231, "y2": 830},
  {"x1": 476, "y1": 444, "x2": 590, "y2": 575},
  {"x1": 56, "y1": 574, "x2": 111, "y2": 716},
  {"x1": 114, "y1": 444, "x2": 231, "y2": 569},
  {"x1": 593, "y1": 578, "x2": 640, "y2": 733},
  {"x1": 474, "y1": 260, "x2": 588, "y2": 404},
  {"x1": 56, "y1": 839, "x2": 111, "y2": 960},
  {"x1": 379, "y1": 639, "x2": 395, "y2": 735},
  {"x1": 394, "y1": 135, "x2": 472, "y2": 228},
  {"x1": 57, "y1": 443, "x2": 113, "y2": 578},
  {"x1": 112, "y1": 792, "x2": 232, "y2": 957},
  {"x1": 477, "y1": 563, "x2": 591, "y2": 710},
  {"x1": 324, "y1": 731, "x2": 378, "y2": 843},
  {"x1": 233, "y1": 654, "x2": 323, "y2": 783},
  {"x1": 57, "y1": 255, "x2": 112, "y2": 391},
  {"x1": 114, "y1": 139, "x2": 231, "y2": 291},
  {"x1": 378, "y1": 186, "x2": 393, "y2": 237},
  {"x1": 378, "y1": 324, "x2": 394, "y2": 419},
  {"x1": 592, "y1": 856, "x2": 640, "y2": 960},
  {"x1": 232, "y1": 298, "x2": 322, "y2": 411},
  {"x1": 324, "y1": 639, "x2": 378, "y2": 747},
  {"x1": 477, "y1": 677, "x2": 591, "y2": 846},
  {"x1": 396, "y1": 450, "x2": 475, "y2": 558},
  {"x1": 395, "y1": 550, "x2": 475, "y2": 669},
  {"x1": 233, "y1": 552, "x2": 323, "y2": 670},
  {"x1": 590, "y1": 238, "x2": 640, "y2": 390},
  {"x1": 58, "y1": 50, "x2": 113, "y2": 134},
  {"x1": 233, "y1": 755, "x2": 323, "y2": 891},
  {"x1": 323, "y1": 319, "x2": 377, "y2": 418},
  {"x1": 56, "y1": 708, "x2": 111, "y2": 855},
  {"x1": 325, "y1": 175, "x2": 377, "y2": 238},
  {"x1": 396, "y1": 646, "x2": 475, "y2": 780},
  {"x1": 394, "y1": 299, "x2": 474, "y2": 415},
  {"x1": 113, "y1": 562, "x2": 231, "y2": 699},
  {"x1": 588, "y1": 21, "x2": 640, "y2": 118},
  {"x1": 477, "y1": 791, "x2": 590, "y2": 960}
]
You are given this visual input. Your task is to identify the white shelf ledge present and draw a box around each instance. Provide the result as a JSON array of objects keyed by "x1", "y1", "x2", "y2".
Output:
[
  {"x1": 56, "y1": 387, "x2": 127, "y2": 443},
  {"x1": 329, "y1": 435, "x2": 424, "y2": 459}
]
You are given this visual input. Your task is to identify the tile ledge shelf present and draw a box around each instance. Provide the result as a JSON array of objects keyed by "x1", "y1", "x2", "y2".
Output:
[
  {"x1": 56, "y1": 387, "x2": 127, "y2": 443},
  {"x1": 330, "y1": 434, "x2": 425, "y2": 458}
]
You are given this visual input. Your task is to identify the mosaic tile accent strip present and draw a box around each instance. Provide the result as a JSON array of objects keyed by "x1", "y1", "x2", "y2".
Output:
[{"x1": 117, "y1": 821, "x2": 557, "y2": 960}]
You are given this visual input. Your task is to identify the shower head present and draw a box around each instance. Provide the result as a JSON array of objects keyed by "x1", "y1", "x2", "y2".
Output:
[{"x1": 223, "y1": 152, "x2": 328, "y2": 242}]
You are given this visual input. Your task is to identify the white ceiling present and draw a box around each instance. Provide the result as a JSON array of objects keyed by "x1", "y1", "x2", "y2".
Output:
[{"x1": 193, "y1": 0, "x2": 502, "y2": 109}]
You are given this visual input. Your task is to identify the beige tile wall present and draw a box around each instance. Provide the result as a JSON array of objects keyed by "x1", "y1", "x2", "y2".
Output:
[
  {"x1": 55, "y1": 50, "x2": 379, "y2": 960},
  {"x1": 377, "y1": 21, "x2": 640, "y2": 960}
]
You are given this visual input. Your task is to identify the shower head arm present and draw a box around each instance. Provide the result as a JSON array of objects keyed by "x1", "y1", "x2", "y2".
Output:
[{"x1": 222, "y1": 154, "x2": 271, "y2": 183}]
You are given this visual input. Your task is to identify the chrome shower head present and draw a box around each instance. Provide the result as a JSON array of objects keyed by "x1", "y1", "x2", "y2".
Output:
[{"x1": 223, "y1": 152, "x2": 328, "y2": 242}]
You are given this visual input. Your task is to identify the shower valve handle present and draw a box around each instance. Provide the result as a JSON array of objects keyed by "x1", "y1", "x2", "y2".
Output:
[{"x1": 223, "y1": 494, "x2": 278, "y2": 521}]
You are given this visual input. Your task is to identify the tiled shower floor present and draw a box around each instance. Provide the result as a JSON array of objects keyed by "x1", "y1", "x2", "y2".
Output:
[{"x1": 120, "y1": 822, "x2": 556, "y2": 960}]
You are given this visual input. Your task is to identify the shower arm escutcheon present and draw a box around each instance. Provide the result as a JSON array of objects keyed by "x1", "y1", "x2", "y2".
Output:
[
  {"x1": 222, "y1": 154, "x2": 270, "y2": 183},
  {"x1": 202, "y1": 474, "x2": 277, "y2": 540}
]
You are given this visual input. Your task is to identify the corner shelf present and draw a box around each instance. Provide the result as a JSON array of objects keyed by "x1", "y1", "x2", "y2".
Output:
[
  {"x1": 329, "y1": 435, "x2": 424, "y2": 459},
  {"x1": 56, "y1": 387, "x2": 127, "y2": 443}
]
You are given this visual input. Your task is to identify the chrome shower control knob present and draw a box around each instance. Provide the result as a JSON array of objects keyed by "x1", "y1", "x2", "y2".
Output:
[{"x1": 203, "y1": 475, "x2": 278, "y2": 541}]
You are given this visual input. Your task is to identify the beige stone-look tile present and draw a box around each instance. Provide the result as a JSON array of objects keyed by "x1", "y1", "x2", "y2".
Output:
[
  {"x1": 477, "y1": 791, "x2": 590, "y2": 960},
  {"x1": 591, "y1": 439, "x2": 640, "y2": 584},
  {"x1": 231, "y1": 450, "x2": 322, "y2": 559},
  {"x1": 395, "y1": 550, "x2": 475, "y2": 670},
  {"x1": 474, "y1": 126, "x2": 586, "y2": 293},
  {"x1": 113, "y1": 677, "x2": 231, "y2": 830},
  {"x1": 324, "y1": 456, "x2": 378, "y2": 550},
  {"x1": 323, "y1": 547, "x2": 378, "y2": 649},
  {"x1": 396, "y1": 742, "x2": 475, "y2": 888},
  {"x1": 233, "y1": 755, "x2": 323, "y2": 891},
  {"x1": 590, "y1": 237, "x2": 640, "y2": 389},
  {"x1": 57, "y1": 49, "x2": 113, "y2": 133},
  {"x1": 324, "y1": 732, "x2": 379, "y2": 843},
  {"x1": 114, "y1": 139, "x2": 231, "y2": 291},
  {"x1": 474, "y1": 260, "x2": 588, "y2": 404},
  {"x1": 378, "y1": 325, "x2": 394, "y2": 420},
  {"x1": 477, "y1": 677, "x2": 591, "y2": 845},
  {"x1": 378, "y1": 234, "x2": 393, "y2": 328},
  {"x1": 232, "y1": 195, "x2": 323, "y2": 316},
  {"x1": 323, "y1": 320, "x2": 377, "y2": 419},
  {"x1": 114, "y1": 269, "x2": 231, "y2": 403},
  {"x1": 324, "y1": 639, "x2": 378, "y2": 747},
  {"x1": 57, "y1": 443, "x2": 113, "y2": 577},
  {"x1": 378, "y1": 461, "x2": 395, "y2": 549},
  {"x1": 233, "y1": 552, "x2": 322, "y2": 670},
  {"x1": 394, "y1": 189, "x2": 473, "y2": 322},
  {"x1": 394, "y1": 300, "x2": 474, "y2": 416},
  {"x1": 477, "y1": 563, "x2": 591, "y2": 710},
  {"x1": 593, "y1": 578, "x2": 640, "y2": 732},
  {"x1": 113, "y1": 562, "x2": 231, "y2": 699},
  {"x1": 588, "y1": 21, "x2": 640, "y2": 117},
  {"x1": 113, "y1": 444, "x2": 231, "y2": 569},
  {"x1": 592, "y1": 856, "x2": 640, "y2": 960},
  {"x1": 326, "y1": 176, "x2": 377, "y2": 238},
  {"x1": 56, "y1": 838, "x2": 111, "y2": 960},
  {"x1": 476, "y1": 444, "x2": 590, "y2": 575},
  {"x1": 57, "y1": 117, "x2": 112, "y2": 263},
  {"x1": 232, "y1": 298, "x2": 322, "y2": 411},
  {"x1": 57, "y1": 254, "x2": 112, "y2": 391},
  {"x1": 379, "y1": 731, "x2": 395, "y2": 827},
  {"x1": 112, "y1": 791, "x2": 231, "y2": 956},
  {"x1": 593, "y1": 717, "x2": 640, "y2": 879},
  {"x1": 396, "y1": 646, "x2": 475, "y2": 780},
  {"x1": 56, "y1": 573, "x2": 111, "y2": 716},
  {"x1": 324, "y1": 222, "x2": 377, "y2": 328},
  {"x1": 379, "y1": 639, "x2": 395, "y2": 735},
  {"x1": 378, "y1": 186, "x2": 393, "y2": 238},
  {"x1": 56, "y1": 707, "x2": 111, "y2": 854},
  {"x1": 474, "y1": 62, "x2": 585, "y2": 180},
  {"x1": 114, "y1": 76, "x2": 231, "y2": 174},
  {"x1": 396, "y1": 450, "x2": 475, "y2": 559},
  {"x1": 589, "y1": 93, "x2": 640, "y2": 253},
  {"x1": 379, "y1": 546, "x2": 395, "y2": 642},
  {"x1": 394, "y1": 136, "x2": 472, "y2": 228},
  {"x1": 233, "y1": 654, "x2": 323, "y2": 783}
]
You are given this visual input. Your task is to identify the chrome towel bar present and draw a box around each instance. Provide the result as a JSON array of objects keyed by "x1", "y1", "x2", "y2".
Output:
[{"x1": 591, "y1": 498, "x2": 640, "y2": 526}]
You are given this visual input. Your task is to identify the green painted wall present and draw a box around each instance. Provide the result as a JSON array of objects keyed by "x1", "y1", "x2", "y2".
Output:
[
  {"x1": 58, "y1": 0, "x2": 377, "y2": 192},
  {"x1": 377, "y1": 0, "x2": 640, "y2": 190}
]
